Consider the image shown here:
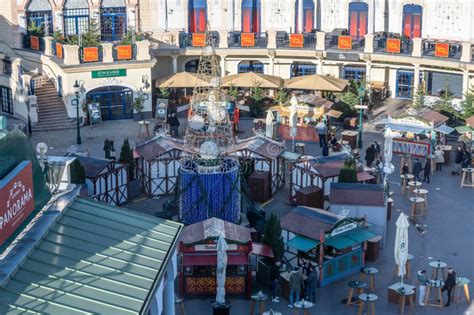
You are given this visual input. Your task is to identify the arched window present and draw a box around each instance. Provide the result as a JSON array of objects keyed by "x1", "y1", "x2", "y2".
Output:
[
  {"x1": 295, "y1": 0, "x2": 315, "y2": 33},
  {"x1": 291, "y1": 63, "x2": 316, "y2": 78},
  {"x1": 348, "y1": 2, "x2": 368, "y2": 39},
  {"x1": 0, "y1": 86, "x2": 14, "y2": 115},
  {"x1": 63, "y1": 0, "x2": 89, "y2": 36},
  {"x1": 185, "y1": 59, "x2": 199, "y2": 73},
  {"x1": 241, "y1": 0, "x2": 261, "y2": 33},
  {"x1": 343, "y1": 66, "x2": 366, "y2": 82},
  {"x1": 188, "y1": 0, "x2": 207, "y2": 33},
  {"x1": 26, "y1": 0, "x2": 53, "y2": 35},
  {"x1": 238, "y1": 61, "x2": 263, "y2": 74},
  {"x1": 100, "y1": 0, "x2": 127, "y2": 41},
  {"x1": 402, "y1": 5, "x2": 422, "y2": 39}
]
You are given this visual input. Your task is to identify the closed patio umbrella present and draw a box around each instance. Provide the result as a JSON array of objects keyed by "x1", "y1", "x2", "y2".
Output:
[
  {"x1": 216, "y1": 233, "x2": 228, "y2": 305},
  {"x1": 222, "y1": 72, "x2": 283, "y2": 88},
  {"x1": 265, "y1": 110, "x2": 275, "y2": 139},
  {"x1": 285, "y1": 74, "x2": 348, "y2": 91},
  {"x1": 156, "y1": 72, "x2": 211, "y2": 88},
  {"x1": 394, "y1": 212, "x2": 410, "y2": 284}
]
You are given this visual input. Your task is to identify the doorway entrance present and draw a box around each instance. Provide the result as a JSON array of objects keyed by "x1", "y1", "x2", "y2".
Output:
[{"x1": 87, "y1": 86, "x2": 133, "y2": 120}]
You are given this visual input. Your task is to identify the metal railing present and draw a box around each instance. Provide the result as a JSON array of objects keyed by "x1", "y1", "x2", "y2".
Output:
[
  {"x1": 79, "y1": 46, "x2": 104, "y2": 63},
  {"x1": 373, "y1": 34, "x2": 413, "y2": 55},
  {"x1": 112, "y1": 44, "x2": 137, "y2": 61},
  {"x1": 178, "y1": 31, "x2": 220, "y2": 48},
  {"x1": 325, "y1": 34, "x2": 365, "y2": 51},
  {"x1": 275, "y1": 32, "x2": 316, "y2": 49},
  {"x1": 228, "y1": 32, "x2": 268, "y2": 48},
  {"x1": 422, "y1": 40, "x2": 462, "y2": 60}
]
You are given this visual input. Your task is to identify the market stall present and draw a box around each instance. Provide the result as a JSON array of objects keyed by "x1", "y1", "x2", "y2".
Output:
[
  {"x1": 134, "y1": 135, "x2": 185, "y2": 196},
  {"x1": 281, "y1": 206, "x2": 377, "y2": 288},
  {"x1": 178, "y1": 218, "x2": 253, "y2": 298}
]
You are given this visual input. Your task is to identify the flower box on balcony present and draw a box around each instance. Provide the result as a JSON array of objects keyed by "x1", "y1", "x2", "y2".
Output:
[
  {"x1": 54, "y1": 42, "x2": 64, "y2": 59},
  {"x1": 386, "y1": 38, "x2": 401, "y2": 54},
  {"x1": 192, "y1": 33, "x2": 206, "y2": 47},
  {"x1": 30, "y1": 36, "x2": 40, "y2": 51},
  {"x1": 241, "y1": 33, "x2": 255, "y2": 47},
  {"x1": 338, "y1": 36, "x2": 352, "y2": 50},
  {"x1": 114, "y1": 44, "x2": 134, "y2": 60},
  {"x1": 81, "y1": 46, "x2": 102, "y2": 63},
  {"x1": 435, "y1": 43, "x2": 449, "y2": 58},
  {"x1": 289, "y1": 34, "x2": 304, "y2": 48}
]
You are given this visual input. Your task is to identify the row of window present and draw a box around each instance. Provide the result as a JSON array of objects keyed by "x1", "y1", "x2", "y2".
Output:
[{"x1": 0, "y1": 86, "x2": 14, "y2": 115}]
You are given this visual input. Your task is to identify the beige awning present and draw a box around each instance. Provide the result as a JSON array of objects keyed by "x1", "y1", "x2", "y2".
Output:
[
  {"x1": 156, "y1": 72, "x2": 211, "y2": 88},
  {"x1": 222, "y1": 72, "x2": 283, "y2": 88},
  {"x1": 285, "y1": 74, "x2": 348, "y2": 91},
  {"x1": 326, "y1": 109, "x2": 343, "y2": 118}
]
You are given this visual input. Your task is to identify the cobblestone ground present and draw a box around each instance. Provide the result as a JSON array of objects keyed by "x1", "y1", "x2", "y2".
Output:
[{"x1": 29, "y1": 116, "x2": 474, "y2": 315}]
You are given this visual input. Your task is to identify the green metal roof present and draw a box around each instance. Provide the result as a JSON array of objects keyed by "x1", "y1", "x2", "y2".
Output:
[
  {"x1": 325, "y1": 236, "x2": 357, "y2": 250},
  {"x1": 0, "y1": 198, "x2": 183, "y2": 315},
  {"x1": 346, "y1": 229, "x2": 377, "y2": 243},
  {"x1": 287, "y1": 235, "x2": 320, "y2": 252}
]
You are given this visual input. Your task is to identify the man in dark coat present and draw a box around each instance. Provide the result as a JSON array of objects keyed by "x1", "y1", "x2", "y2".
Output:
[
  {"x1": 365, "y1": 144, "x2": 376, "y2": 167},
  {"x1": 461, "y1": 150, "x2": 472, "y2": 168},
  {"x1": 442, "y1": 267, "x2": 456, "y2": 306},
  {"x1": 452, "y1": 147, "x2": 464, "y2": 175},
  {"x1": 167, "y1": 112, "x2": 180, "y2": 137},
  {"x1": 270, "y1": 261, "x2": 281, "y2": 302},
  {"x1": 373, "y1": 141, "x2": 381, "y2": 158},
  {"x1": 412, "y1": 158, "x2": 423, "y2": 181},
  {"x1": 423, "y1": 159, "x2": 431, "y2": 183}
]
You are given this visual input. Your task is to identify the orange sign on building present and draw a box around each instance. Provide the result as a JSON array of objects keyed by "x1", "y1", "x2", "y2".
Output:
[
  {"x1": 289, "y1": 34, "x2": 304, "y2": 48},
  {"x1": 241, "y1": 33, "x2": 255, "y2": 47},
  {"x1": 192, "y1": 33, "x2": 206, "y2": 47},
  {"x1": 82, "y1": 47, "x2": 99, "y2": 62},
  {"x1": 338, "y1": 36, "x2": 352, "y2": 50},
  {"x1": 435, "y1": 43, "x2": 449, "y2": 58},
  {"x1": 30, "y1": 36, "x2": 40, "y2": 51},
  {"x1": 386, "y1": 38, "x2": 401, "y2": 53},
  {"x1": 55, "y1": 42, "x2": 63, "y2": 59},
  {"x1": 116, "y1": 45, "x2": 133, "y2": 60}
]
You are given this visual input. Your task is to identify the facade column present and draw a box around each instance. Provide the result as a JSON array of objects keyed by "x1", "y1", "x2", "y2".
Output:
[
  {"x1": 413, "y1": 64, "x2": 420, "y2": 92},
  {"x1": 365, "y1": 60, "x2": 372, "y2": 84},
  {"x1": 268, "y1": 51, "x2": 275, "y2": 76},
  {"x1": 163, "y1": 279, "x2": 175, "y2": 315},
  {"x1": 462, "y1": 70, "x2": 470, "y2": 99},
  {"x1": 316, "y1": 58, "x2": 323, "y2": 75},
  {"x1": 220, "y1": 56, "x2": 227, "y2": 76},
  {"x1": 297, "y1": 0, "x2": 303, "y2": 33},
  {"x1": 171, "y1": 55, "x2": 178, "y2": 73}
]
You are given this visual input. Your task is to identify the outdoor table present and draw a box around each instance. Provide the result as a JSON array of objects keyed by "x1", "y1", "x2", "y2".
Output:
[
  {"x1": 394, "y1": 254, "x2": 414, "y2": 278},
  {"x1": 407, "y1": 180, "x2": 422, "y2": 193},
  {"x1": 346, "y1": 280, "x2": 368, "y2": 306},
  {"x1": 360, "y1": 266, "x2": 378, "y2": 291},
  {"x1": 357, "y1": 293, "x2": 377, "y2": 315},
  {"x1": 413, "y1": 189, "x2": 428, "y2": 209},
  {"x1": 263, "y1": 310, "x2": 282, "y2": 315},
  {"x1": 424, "y1": 279, "x2": 445, "y2": 308},
  {"x1": 460, "y1": 168, "x2": 474, "y2": 188},
  {"x1": 400, "y1": 174, "x2": 414, "y2": 194},
  {"x1": 388, "y1": 282, "x2": 416, "y2": 304},
  {"x1": 293, "y1": 299, "x2": 314, "y2": 315},
  {"x1": 250, "y1": 291, "x2": 268, "y2": 315},
  {"x1": 454, "y1": 277, "x2": 471, "y2": 304},
  {"x1": 395, "y1": 287, "x2": 415, "y2": 315},
  {"x1": 429, "y1": 260, "x2": 447, "y2": 280},
  {"x1": 409, "y1": 197, "x2": 426, "y2": 218}
]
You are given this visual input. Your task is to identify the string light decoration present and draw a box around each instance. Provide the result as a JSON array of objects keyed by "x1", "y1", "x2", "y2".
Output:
[{"x1": 180, "y1": 26, "x2": 241, "y2": 225}]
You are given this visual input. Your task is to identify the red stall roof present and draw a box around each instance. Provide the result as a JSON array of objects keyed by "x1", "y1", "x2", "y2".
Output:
[{"x1": 251, "y1": 243, "x2": 274, "y2": 258}]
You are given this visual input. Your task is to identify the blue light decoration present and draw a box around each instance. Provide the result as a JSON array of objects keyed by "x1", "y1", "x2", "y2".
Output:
[{"x1": 180, "y1": 158, "x2": 241, "y2": 225}]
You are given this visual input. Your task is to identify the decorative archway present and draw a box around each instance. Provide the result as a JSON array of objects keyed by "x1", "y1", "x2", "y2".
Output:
[{"x1": 25, "y1": 0, "x2": 54, "y2": 35}]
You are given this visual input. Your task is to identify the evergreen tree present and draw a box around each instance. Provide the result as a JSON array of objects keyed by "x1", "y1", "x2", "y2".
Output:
[
  {"x1": 275, "y1": 83, "x2": 288, "y2": 105},
  {"x1": 250, "y1": 82, "x2": 265, "y2": 103},
  {"x1": 159, "y1": 86, "x2": 171, "y2": 98},
  {"x1": 228, "y1": 84, "x2": 239, "y2": 99},
  {"x1": 80, "y1": 18, "x2": 101, "y2": 47},
  {"x1": 434, "y1": 86, "x2": 455, "y2": 116},
  {"x1": 338, "y1": 157, "x2": 358, "y2": 183},
  {"x1": 457, "y1": 87, "x2": 474, "y2": 120},
  {"x1": 411, "y1": 86, "x2": 425, "y2": 110},
  {"x1": 70, "y1": 159, "x2": 86, "y2": 185},
  {"x1": 119, "y1": 138, "x2": 135, "y2": 180},
  {"x1": 262, "y1": 214, "x2": 284, "y2": 262}
]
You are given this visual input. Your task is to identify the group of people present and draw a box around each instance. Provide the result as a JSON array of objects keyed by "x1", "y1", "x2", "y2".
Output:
[
  {"x1": 453, "y1": 146, "x2": 473, "y2": 175},
  {"x1": 417, "y1": 267, "x2": 457, "y2": 307},
  {"x1": 365, "y1": 141, "x2": 381, "y2": 167},
  {"x1": 153, "y1": 112, "x2": 180, "y2": 137}
]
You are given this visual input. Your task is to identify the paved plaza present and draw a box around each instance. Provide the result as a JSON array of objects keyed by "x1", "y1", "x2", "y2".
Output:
[{"x1": 29, "y1": 118, "x2": 474, "y2": 315}]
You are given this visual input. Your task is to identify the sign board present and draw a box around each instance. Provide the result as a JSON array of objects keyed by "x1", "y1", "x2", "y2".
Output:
[
  {"x1": 330, "y1": 222, "x2": 357, "y2": 237},
  {"x1": 116, "y1": 45, "x2": 133, "y2": 60},
  {"x1": 354, "y1": 105, "x2": 368, "y2": 110},
  {"x1": 0, "y1": 161, "x2": 35, "y2": 246},
  {"x1": 326, "y1": 52, "x2": 360, "y2": 61},
  {"x1": 241, "y1": 33, "x2": 255, "y2": 47},
  {"x1": 155, "y1": 98, "x2": 169, "y2": 120},
  {"x1": 88, "y1": 103, "x2": 102, "y2": 125},
  {"x1": 289, "y1": 34, "x2": 304, "y2": 48},
  {"x1": 386, "y1": 38, "x2": 401, "y2": 54},
  {"x1": 91, "y1": 69, "x2": 127, "y2": 79},
  {"x1": 192, "y1": 33, "x2": 206, "y2": 47},
  {"x1": 30, "y1": 36, "x2": 40, "y2": 51},
  {"x1": 435, "y1": 43, "x2": 449, "y2": 58},
  {"x1": 393, "y1": 139, "x2": 430, "y2": 158},
  {"x1": 55, "y1": 42, "x2": 63, "y2": 59},
  {"x1": 82, "y1": 47, "x2": 100, "y2": 62},
  {"x1": 338, "y1": 36, "x2": 352, "y2": 50},
  {"x1": 194, "y1": 243, "x2": 238, "y2": 251}
]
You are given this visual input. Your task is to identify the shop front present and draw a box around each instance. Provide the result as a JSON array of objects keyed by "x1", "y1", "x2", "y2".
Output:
[{"x1": 87, "y1": 85, "x2": 133, "y2": 120}]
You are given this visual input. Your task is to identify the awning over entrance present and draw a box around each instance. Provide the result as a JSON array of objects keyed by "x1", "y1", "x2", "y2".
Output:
[
  {"x1": 346, "y1": 229, "x2": 377, "y2": 243},
  {"x1": 287, "y1": 235, "x2": 320, "y2": 252},
  {"x1": 325, "y1": 229, "x2": 377, "y2": 250},
  {"x1": 434, "y1": 125, "x2": 455, "y2": 134}
]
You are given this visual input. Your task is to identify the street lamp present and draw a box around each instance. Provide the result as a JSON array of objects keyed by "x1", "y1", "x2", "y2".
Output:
[
  {"x1": 73, "y1": 80, "x2": 86, "y2": 145},
  {"x1": 356, "y1": 83, "x2": 367, "y2": 149}
]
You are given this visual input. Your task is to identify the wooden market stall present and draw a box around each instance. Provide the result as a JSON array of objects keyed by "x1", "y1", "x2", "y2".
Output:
[
  {"x1": 178, "y1": 218, "x2": 253, "y2": 298},
  {"x1": 281, "y1": 206, "x2": 377, "y2": 288},
  {"x1": 134, "y1": 135, "x2": 185, "y2": 196},
  {"x1": 232, "y1": 135, "x2": 286, "y2": 195},
  {"x1": 74, "y1": 155, "x2": 129, "y2": 206}
]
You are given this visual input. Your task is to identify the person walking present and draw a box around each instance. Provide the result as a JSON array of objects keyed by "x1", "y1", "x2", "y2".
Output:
[
  {"x1": 373, "y1": 141, "x2": 381, "y2": 159},
  {"x1": 365, "y1": 144, "x2": 376, "y2": 167},
  {"x1": 452, "y1": 147, "x2": 464, "y2": 175},
  {"x1": 288, "y1": 266, "x2": 304, "y2": 308},
  {"x1": 417, "y1": 269, "x2": 429, "y2": 306},
  {"x1": 423, "y1": 158, "x2": 431, "y2": 183},
  {"x1": 270, "y1": 261, "x2": 281, "y2": 303},
  {"x1": 167, "y1": 112, "x2": 180, "y2": 137},
  {"x1": 461, "y1": 149, "x2": 472, "y2": 168},
  {"x1": 315, "y1": 120, "x2": 327, "y2": 148},
  {"x1": 442, "y1": 267, "x2": 456, "y2": 307},
  {"x1": 412, "y1": 158, "x2": 423, "y2": 182},
  {"x1": 402, "y1": 162, "x2": 409, "y2": 175},
  {"x1": 306, "y1": 265, "x2": 319, "y2": 303},
  {"x1": 434, "y1": 146, "x2": 445, "y2": 171}
]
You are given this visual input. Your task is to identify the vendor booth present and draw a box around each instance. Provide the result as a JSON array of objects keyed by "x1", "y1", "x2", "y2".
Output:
[
  {"x1": 281, "y1": 206, "x2": 377, "y2": 288},
  {"x1": 134, "y1": 135, "x2": 185, "y2": 196},
  {"x1": 178, "y1": 218, "x2": 253, "y2": 298}
]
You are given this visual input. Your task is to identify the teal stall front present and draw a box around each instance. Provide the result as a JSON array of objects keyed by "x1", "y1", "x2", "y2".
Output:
[{"x1": 321, "y1": 247, "x2": 363, "y2": 287}]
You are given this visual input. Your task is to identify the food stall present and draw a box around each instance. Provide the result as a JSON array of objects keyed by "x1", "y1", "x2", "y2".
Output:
[
  {"x1": 281, "y1": 206, "x2": 377, "y2": 288},
  {"x1": 178, "y1": 218, "x2": 253, "y2": 298}
]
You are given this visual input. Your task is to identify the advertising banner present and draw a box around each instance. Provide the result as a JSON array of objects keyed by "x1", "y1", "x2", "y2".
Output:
[
  {"x1": 435, "y1": 43, "x2": 449, "y2": 58},
  {"x1": 338, "y1": 36, "x2": 352, "y2": 50},
  {"x1": 0, "y1": 161, "x2": 35, "y2": 246},
  {"x1": 392, "y1": 139, "x2": 430, "y2": 157},
  {"x1": 30, "y1": 36, "x2": 40, "y2": 51},
  {"x1": 116, "y1": 45, "x2": 133, "y2": 60},
  {"x1": 83, "y1": 47, "x2": 99, "y2": 62},
  {"x1": 55, "y1": 42, "x2": 63, "y2": 59},
  {"x1": 289, "y1": 34, "x2": 304, "y2": 48},
  {"x1": 192, "y1": 33, "x2": 206, "y2": 47},
  {"x1": 241, "y1": 33, "x2": 255, "y2": 47},
  {"x1": 386, "y1": 38, "x2": 401, "y2": 53}
]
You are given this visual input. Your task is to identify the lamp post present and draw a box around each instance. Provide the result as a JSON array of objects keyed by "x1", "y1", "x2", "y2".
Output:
[
  {"x1": 356, "y1": 84, "x2": 367, "y2": 149},
  {"x1": 73, "y1": 80, "x2": 86, "y2": 145}
]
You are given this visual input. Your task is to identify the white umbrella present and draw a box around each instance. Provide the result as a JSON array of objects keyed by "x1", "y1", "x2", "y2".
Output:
[
  {"x1": 289, "y1": 95, "x2": 298, "y2": 128},
  {"x1": 394, "y1": 212, "x2": 410, "y2": 284},
  {"x1": 216, "y1": 234, "x2": 228, "y2": 304},
  {"x1": 383, "y1": 127, "x2": 397, "y2": 175},
  {"x1": 265, "y1": 110, "x2": 275, "y2": 138}
]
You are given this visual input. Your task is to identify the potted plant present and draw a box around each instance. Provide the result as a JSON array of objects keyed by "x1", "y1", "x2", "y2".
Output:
[
  {"x1": 250, "y1": 82, "x2": 265, "y2": 117},
  {"x1": 132, "y1": 95, "x2": 145, "y2": 121},
  {"x1": 26, "y1": 21, "x2": 44, "y2": 50},
  {"x1": 80, "y1": 19, "x2": 102, "y2": 62},
  {"x1": 119, "y1": 138, "x2": 135, "y2": 181},
  {"x1": 70, "y1": 158, "x2": 88, "y2": 197},
  {"x1": 338, "y1": 157, "x2": 358, "y2": 183}
]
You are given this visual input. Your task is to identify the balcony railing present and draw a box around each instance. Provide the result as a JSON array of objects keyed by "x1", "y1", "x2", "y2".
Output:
[
  {"x1": 22, "y1": 34, "x2": 45, "y2": 52},
  {"x1": 179, "y1": 32, "x2": 220, "y2": 48},
  {"x1": 228, "y1": 32, "x2": 268, "y2": 48},
  {"x1": 373, "y1": 33, "x2": 413, "y2": 55},
  {"x1": 325, "y1": 32, "x2": 364, "y2": 51},
  {"x1": 79, "y1": 46, "x2": 104, "y2": 64},
  {"x1": 112, "y1": 44, "x2": 137, "y2": 61},
  {"x1": 422, "y1": 40, "x2": 462, "y2": 60},
  {"x1": 276, "y1": 32, "x2": 316, "y2": 49}
]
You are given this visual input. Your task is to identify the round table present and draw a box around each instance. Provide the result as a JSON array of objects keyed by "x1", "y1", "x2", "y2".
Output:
[
  {"x1": 360, "y1": 266, "x2": 379, "y2": 291},
  {"x1": 455, "y1": 277, "x2": 471, "y2": 304},
  {"x1": 250, "y1": 292, "x2": 268, "y2": 315},
  {"x1": 424, "y1": 279, "x2": 445, "y2": 308},
  {"x1": 395, "y1": 288, "x2": 415, "y2": 315},
  {"x1": 429, "y1": 260, "x2": 447, "y2": 280},
  {"x1": 293, "y1": 300, "x2": 314, "y2": 315},
  {"x1": 460, "y1": 167, "x2": 474, "y2": 188},
  {"x1": 407, "y1": 180, "x2": 422, "y2": 193},
  {"x1": 357, "y1": 293, "x2": 378, "y2": 315},
  {"x1": 346, "y1": 280, "x2": 368, "y2": 306},
  {"x1": 263, "y1": 310, "x2": 282, "y2": 315},
  {"x1": 409, "y1": 196, "x2": 426, "y2": 218},
  {"x1": 400, "y1": 174, "x2": 414, "y2": 193}
]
